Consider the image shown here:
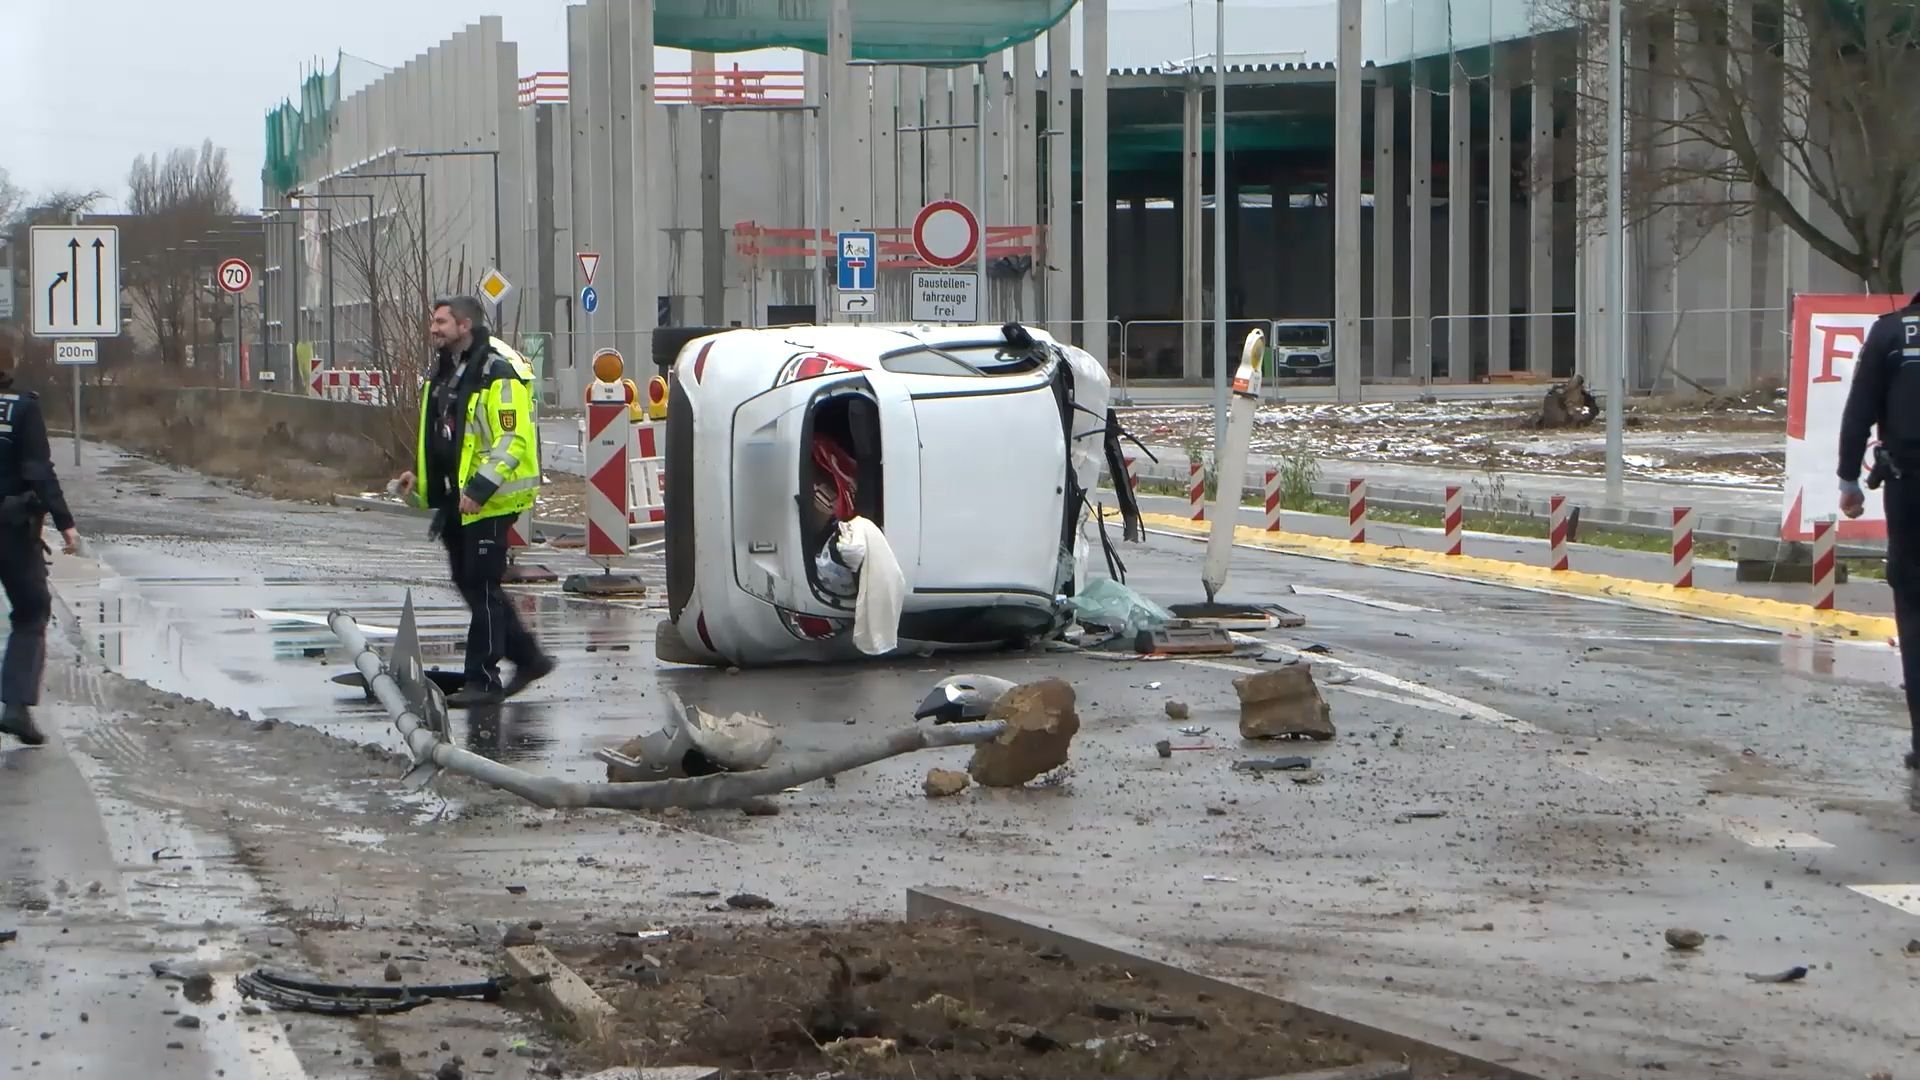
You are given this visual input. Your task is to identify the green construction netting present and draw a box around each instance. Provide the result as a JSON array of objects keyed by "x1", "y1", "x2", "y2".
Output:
[
  {"x1": 655, "y1": 0, "x2": 1072, "y2": 60},
  {"x1": 263, "y1": 62, "x2": 338, "y2": 195}
]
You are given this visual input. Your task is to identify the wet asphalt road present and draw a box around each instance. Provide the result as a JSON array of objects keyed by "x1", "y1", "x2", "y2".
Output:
[{"x1": 6, "y1": 439, "x2": 1920, "y2": 1078}]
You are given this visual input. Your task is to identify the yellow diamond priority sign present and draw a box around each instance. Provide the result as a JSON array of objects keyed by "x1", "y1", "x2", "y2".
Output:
[{"x1": 477, "y1": 267, "x2": 514, "y2": 308}]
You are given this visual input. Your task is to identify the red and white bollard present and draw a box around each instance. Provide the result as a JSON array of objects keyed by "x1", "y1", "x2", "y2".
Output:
[
  {"x1": 1189, "y1": 458, "x2": 1206, "y2": 522},
  {"x1": 629, "y1": 421, "x2": 666, "y2": 525},
  {"x1": 1347, "y1": 478, "x2": 1367, "y2": 544},
  {"x1": 585, "y1": 380, "x2": 632, "y2": 558},
  {"x1": 1442, "y1": 485, "x2": 1464, "y2": 556},
  {"x1": 1812, "y1": 518, "x2": 1837, "y2": 610},
  {"x1": 1263, "y1": 468, "x2": 1281, "y2": 532},
  {"x1": 1123, "y1": 455, "x2": 1141, "y2": 494},
  {"x1": 1671, "y1": 506, "x2": 1697, "y2": 589},
  {"x1": 1548, "y1": 495, "x2": 1571, "y2": 571}
]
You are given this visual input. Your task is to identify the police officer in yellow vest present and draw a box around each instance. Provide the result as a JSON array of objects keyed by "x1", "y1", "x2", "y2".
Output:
[{"x1": 396, "y1": 295, "x2": 555, "y2": 707}]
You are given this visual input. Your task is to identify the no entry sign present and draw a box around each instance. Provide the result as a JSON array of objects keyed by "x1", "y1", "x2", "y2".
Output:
[{"x1": 912, "y1": 200, "x2": 980, "y2": 268}]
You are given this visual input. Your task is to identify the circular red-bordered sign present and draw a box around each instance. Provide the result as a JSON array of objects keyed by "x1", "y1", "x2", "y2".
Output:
[
  {"x1": 216, "y1": 257, "x2": 253, "y2": 294},
  {"x1": 912, "y1": 200, "x2": 980, "y2": 268}
]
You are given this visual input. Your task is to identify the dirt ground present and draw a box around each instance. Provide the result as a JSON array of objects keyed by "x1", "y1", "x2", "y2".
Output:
[
  {"x1": 1136, "y1": 385, "x2": 1788, "y2": 487},
  {"x1": 554, "y1": 916, "x2": 1415, "y2": 1080}
]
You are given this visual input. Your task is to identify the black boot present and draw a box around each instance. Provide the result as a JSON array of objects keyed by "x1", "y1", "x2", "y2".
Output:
[
  {"x1": 1907, "y1": 750, "x2": 1918, "y2": 771},
  {"x1": 446, "y1": 684, "x2": 504, "y2": 709},
  {"x1": 0, "y1": 705, "x2": 46, "y2": 747},
  {"x1": 502, "y1": 655, "x2": 557, "y2": 699}
]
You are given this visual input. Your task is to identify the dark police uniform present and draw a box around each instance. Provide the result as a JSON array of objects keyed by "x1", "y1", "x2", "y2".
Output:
[
  {"x1": 1837, "y1": 295, "x2": 1920, "y2": 769},
  {"x1": 0, "y1": 371, "x2": 73, "y2": 733}
]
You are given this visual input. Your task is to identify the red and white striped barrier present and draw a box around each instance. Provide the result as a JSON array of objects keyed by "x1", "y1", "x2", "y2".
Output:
[
  {"x1": 1188, "y1": 459, "x2": 1206, "y2": 522},
  {"x1": 1812, "y1": 518, "x2": 1837, "y2": 610},
  {"x1": 308, "y1": 368, "x2": 388, "y2": 404},
  {"x1": 1123, "y1": 455, "x2": 1141, "y2": 494},
  {"x1": 1548, "y1": 495, "x2": 1570, "y2": 571},
  {"x1": 1671, "y1": 506, "x2": 1696, "y2": 589},
  {"x1": 1347, "y1": 479, "x2": 1367, "y2": 544},
  {"x1": 1442, "y1": 485, "x2": 1464, "y2": 556},
  {"x1": 629, "y1": 421, "x2": 666, "y2": 525},
  {"x1": 1263, "y1": 468, "x2": 1281, "y2": 532},
  {"x1": 584, "y1": 381, "x2": 632, "y2": 558}
]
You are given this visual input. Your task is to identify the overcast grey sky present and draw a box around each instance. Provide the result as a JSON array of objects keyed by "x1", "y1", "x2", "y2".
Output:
[{"x1": 2, "y1": 0, "x2": 1359, "y2": 212}]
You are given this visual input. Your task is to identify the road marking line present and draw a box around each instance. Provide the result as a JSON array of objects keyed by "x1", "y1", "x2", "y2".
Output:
[
  {"x1": 1848, "y1": 883, "x2": 1920, "y2": 916},
  {"x1": 1719, "y1": 818, "x2": 1836, "y2": 850},
  {"x1": 1290, "y1": 585, "x2": 1439, "y2": 613}
]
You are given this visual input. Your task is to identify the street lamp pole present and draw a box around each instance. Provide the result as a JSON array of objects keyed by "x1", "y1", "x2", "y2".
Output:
[
  {"x1": 271, "y1": 203, "x2": 337, "y2": 369},
  {"x1": 296, "y1": 191, "x2": 380, "y2": 363},
  {"x1": 344, "y1": 170, "x2": 429, "y2": 312},
  {"x1": 1213, "y1": 0, "x2": 1228, "y2": 445},
  {"x1": 404, "y1": 149, "x2": 501, "y2": 275},
  {"x1": 1604, "y1": 0, "x2": 1625, "y2": 502}
]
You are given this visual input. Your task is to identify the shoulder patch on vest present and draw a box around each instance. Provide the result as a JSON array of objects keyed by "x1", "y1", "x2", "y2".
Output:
[{"x1": 498, "y1": 409, "x2": 517, "y2": 432}]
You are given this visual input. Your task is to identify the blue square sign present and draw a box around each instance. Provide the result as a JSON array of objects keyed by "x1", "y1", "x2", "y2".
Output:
[{"x1": 837, "y1": 231, "x2": 877, "y2": 292}]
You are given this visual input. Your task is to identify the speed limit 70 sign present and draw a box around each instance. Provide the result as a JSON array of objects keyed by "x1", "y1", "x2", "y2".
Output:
[{"x1": 216, "y1": 257, "x2": 253, "y2": 294}]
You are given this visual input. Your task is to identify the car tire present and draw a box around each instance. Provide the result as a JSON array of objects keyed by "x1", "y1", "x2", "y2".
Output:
[{"x1": 654, "y1": 619, "x2": 723, "y2": 667}]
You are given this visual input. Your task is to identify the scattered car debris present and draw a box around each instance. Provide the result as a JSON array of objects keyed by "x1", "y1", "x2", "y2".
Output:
[
  {"x1": 916, "y1": 674, "x2": 1018, "y2": 725},
  {"x1": 149, "y1": 961, "x2": 216, "y2": 1004},
  {"x1": 235, "y1": 968, "x2": 508, "y2": 1015},
  {"x1": 967, "y1": 679, "x2": 1080, "y2": 788},
  {"x1": 0, "y1": 930, "x2": 15, "y2": 945},
  {"x1": 1234, "y1": 668, "x2": 1335, "y2": 741},
  {"x1": 1167, "y1": 601, "x2": 1305, "y2": 630},
  {"x1": 1745, "y1": 966, "x2": 1809, "y2": 984},
  {"x1": 1136, "y1": 624, "x2": 1237, "y2": 657},
  {"x1": 1905, "y1": 938, "x2": 1920, "y2": 957},
  {"x1": 1177, "y1": 724, "x2": 1211, "y2": 737},
  {"x1": 1070, "y1": 577, "x2": 1172, "y2": 638},
  {"x1": 923, "y1": 768, "x2": 971, "y2": 798},
  {"x1": 1665, "y1": 928, "x2": 1706, "y2": 951},
  {"x1": 1201, "y1": 875, "x2": 1240, "y2": 884},
  {"x1": 725, "y1": 894, "x2": 776, "y2": 911},
  {"x1": 505, "y1": 885, "x2": 528, "y2": 896},
  {"x1": 1289, "y1": 770, "x2": 1325, "y2": 785},
  {"x1": 1233, "y1": 756, "x2": 1314, "y2": 772},
  {"x1": 1393, "y1": 809, "x2": 1448, "y2": 824}
]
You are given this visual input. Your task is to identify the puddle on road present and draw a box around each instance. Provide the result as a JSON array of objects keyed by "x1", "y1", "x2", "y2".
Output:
[{"x1": 64, "y1": 542, "x2": 672, "y2": 773}]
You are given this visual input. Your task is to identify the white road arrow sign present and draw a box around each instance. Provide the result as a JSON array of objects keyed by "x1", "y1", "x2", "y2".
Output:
[{"x1": 30, "y1": 225, "x2": 120, "y2": 338}]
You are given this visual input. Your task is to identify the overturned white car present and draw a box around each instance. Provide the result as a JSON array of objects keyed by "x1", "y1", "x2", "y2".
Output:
[{"x1": 655, "y1": 322, "x2": 1141, "y2": 666}]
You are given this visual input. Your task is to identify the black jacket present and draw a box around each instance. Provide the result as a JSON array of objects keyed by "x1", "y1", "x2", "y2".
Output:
[
  {"x1": 1839, "y1": 296, "x2": 1920, "y2": 483},
  {"x1": 0, "y1": 372, "x2": 73, "y2": 532}
]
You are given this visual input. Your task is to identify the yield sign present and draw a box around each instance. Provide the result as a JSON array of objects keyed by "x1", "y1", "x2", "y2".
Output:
[{"x1": 578, "y1": 251, "x2": 601, "y2": 285}]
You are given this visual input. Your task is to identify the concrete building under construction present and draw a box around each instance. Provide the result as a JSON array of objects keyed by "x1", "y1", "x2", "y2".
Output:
[{"x1": 256, "y1": 0, "x2": 1873, "y2": 404}]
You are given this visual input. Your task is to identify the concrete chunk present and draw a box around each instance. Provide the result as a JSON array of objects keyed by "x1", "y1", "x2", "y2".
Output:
[
  {"x1": 1233, "y1": 667, "x2": 1335, "y2": 741},
  {"x1": 968, "y1": 679, "x2": 1080, "y2": 787},
  {"x1": 1254, "y1": 1064, "x2": 1411, "y2": 1080},
  {"x1": 503, "y1": 944, "x2": 615, "y2": 1032},
  {"x1": 923, "y1": 768, "x2": 971, "y2": 798}
]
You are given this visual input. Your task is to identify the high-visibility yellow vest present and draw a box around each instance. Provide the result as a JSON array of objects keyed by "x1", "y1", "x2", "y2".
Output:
[{"x1": 414, "y1": 338, "x2": 541, "y2": 525}]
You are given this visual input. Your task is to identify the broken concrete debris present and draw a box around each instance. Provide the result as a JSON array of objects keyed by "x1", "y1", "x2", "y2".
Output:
[
  {"x1": 967, "y1": 679, "x2": 1080, "y2": 787},
  {"x1": 1233, "y1": 668, "x2": 1335, "y2": 741},
  {"x1": 922, "y1": 768, "x2": 971, "y2": 798},
  {"x1": 1164, "y1": 701, "x2": 1190, "y2": 720},
  {"x1": 1745, "y1": 965, "x2": 1809, "y2": 983},
  {"x1": 1664, "y1": 928, "x2": 1706, "y2": 951},
  {"x1": 725, "y1": 893, "x2": 776, "y2": 911},
  {"x1": 1232, "y1": 756, "x2": 1313, "y2": 773}
]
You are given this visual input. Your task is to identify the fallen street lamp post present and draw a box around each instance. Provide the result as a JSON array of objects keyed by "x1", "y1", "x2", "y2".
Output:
[{"x1": 329, "y1": 597, "x2": 1012, "y2": 811}]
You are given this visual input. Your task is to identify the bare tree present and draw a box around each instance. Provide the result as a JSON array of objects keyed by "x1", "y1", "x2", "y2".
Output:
[
  {"x1": 0, "y1": 168, "x2": 23, "y2": 229},
  {"x1": 1541, "y1": 0, "x2": 1920, "y2": 293},
  {"x1": 124, "y1": 141, "x2": 237, "y2": 367}
]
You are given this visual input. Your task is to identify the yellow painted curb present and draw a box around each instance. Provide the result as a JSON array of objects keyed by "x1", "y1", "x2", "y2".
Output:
[{"x1": 1137, "y1": 512, "x2": 1896, "y2": 642}]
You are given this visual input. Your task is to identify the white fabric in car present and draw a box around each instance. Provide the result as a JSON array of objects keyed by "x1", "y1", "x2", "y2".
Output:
[{"x1": 835, "y1": 516, "x2": 906, "y2": 655}]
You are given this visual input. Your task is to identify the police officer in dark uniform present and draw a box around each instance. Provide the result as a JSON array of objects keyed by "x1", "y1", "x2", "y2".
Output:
[
  {"x1": 0, "y1": 352, "x2": 81, "y2": 747},
  {"x1": 1837, "y1": 292, "x2": 1920, "y2": 771}
]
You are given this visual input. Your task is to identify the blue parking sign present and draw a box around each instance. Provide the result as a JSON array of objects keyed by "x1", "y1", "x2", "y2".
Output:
[
  {"x1": 581, "y1": 284, "x2": 599, "y2": 313},
  {"x1": 837, "y1": 231, "x2": 877, "y2": 292}
]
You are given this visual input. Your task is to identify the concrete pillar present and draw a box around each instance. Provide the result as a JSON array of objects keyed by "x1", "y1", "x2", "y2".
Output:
[
  {"x1": 897, "y1": 67, "x2": 926, "y2": 218},
  {"x1": 1045, "y1": 24, "x2": 1073, "y2": 336},
  {"x1": 1488, "y1": 46, "x2": 1513, "y2": 375},
  {"x1": 701, "y1": 110, "x2": 724, "y2": 324},
  {"x1": 1333, "y1": 0, "x2": 1363, "y2": 402},
  {"x1": 1446, "y1": 56, "x2": 1472, "y2": 382},
  {"x1": 952, "y1": 66, "x2": 977, "y2": 210},
  {"x1": 691, "y1": 50, "x2": 715, "y2": 103},
  {"x1": 1528, "y1": 37, "x2": 1555, "y2": 377},
  {"x1": 1725, "y1": 0, "x2": 1755, "y2": 389},
  {"x1": 825, "y1": 0, "x2": 863, "y2": 231},
  {"x1": 926, "y1": 69, "x2": 952, "y2": 201},
  {"x1": 1409, "y1": 76, "x2": 1432, "y2": 380},
  {"x1": 629, "y1": 0, "x2": 655, "y2": 356},
  {"x1": 493, "y1": 24, "x2": 528, "y2": 329},
  {"x1": 1013, "y1": 41, "x2": 1039, "y2": 320},
  {"x1": 981, "y1": 51, "x2": 1006, "y2": 322},
  {"x1": 1181, "y1": 79, "x2": 1203, "y2": 379},
  {"x1": 1083, "y1": 0, "x2": 1110, "y2": 364},
  {"x1": 873, "y1": 65, "x2": 898, "y2": 229},
  {"x1": 586, "y1": 0, "x2": 618, "y2": 355},
  {"x1": 1372, "y1": 77, "x2": 1396, "y2": 380},
  {"x1": 1573, "y1": 22, "x2": 1604, "y2": 382}
]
